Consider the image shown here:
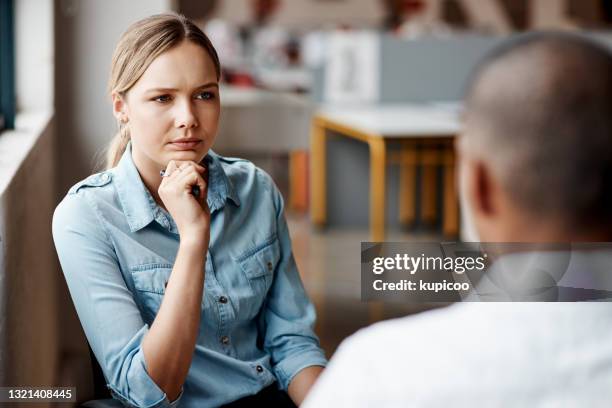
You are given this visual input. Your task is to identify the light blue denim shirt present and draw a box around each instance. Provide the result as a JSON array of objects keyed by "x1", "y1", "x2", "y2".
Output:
[{"x1": 52, "y1": 143, "x2": 327, "y2": 407}]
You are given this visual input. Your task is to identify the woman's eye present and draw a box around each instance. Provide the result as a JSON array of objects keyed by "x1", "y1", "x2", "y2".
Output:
[
  {"x1": 153, "y1": 95, "x2": 172, "y2": 103},
  {"x1": 196, "y1": 92, "x2": 215, "y2": 100}
]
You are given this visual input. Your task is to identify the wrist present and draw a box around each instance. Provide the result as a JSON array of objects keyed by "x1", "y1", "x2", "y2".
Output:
[{"x1": 179, "y1": 234, "x2": 209, "y2": 252}]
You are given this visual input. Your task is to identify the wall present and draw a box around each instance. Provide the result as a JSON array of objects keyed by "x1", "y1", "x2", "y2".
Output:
[
  {"x1": 15, "y1": 0, "x2": 54, "y2": 111},
  {"x1": 53, "y1": 0, "x2": 171, "y2": 402},
  {"x1": 0, "y1": 0, "x2": 57, "y2": 403},
  {"x1": 55, "y1": 0, "x2": 172, "y2": 195},
  {"x1": 210, "y1": 0, "x2": 385, "y2": 30},
  {"x1": 0, "y1": 115, "x2": 57, "y2": 398}
]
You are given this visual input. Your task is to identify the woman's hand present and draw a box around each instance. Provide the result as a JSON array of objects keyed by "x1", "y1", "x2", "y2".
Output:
[{"x1": 158, "y1": 160, "x2": 209, "y2": 249}]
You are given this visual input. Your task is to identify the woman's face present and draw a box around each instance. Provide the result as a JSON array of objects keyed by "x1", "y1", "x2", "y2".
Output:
[{"x1": 116, "y1": 40, "x2": 220, "y2": 171}]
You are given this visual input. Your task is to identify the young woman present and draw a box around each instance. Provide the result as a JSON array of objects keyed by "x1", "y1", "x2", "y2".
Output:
[{"x1": 52, "y1": 13, "x2": 326, "y2": 408}]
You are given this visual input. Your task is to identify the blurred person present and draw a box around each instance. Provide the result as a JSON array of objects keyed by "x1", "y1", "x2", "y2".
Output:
[
  {"x1": 303, "y1": 32, "x2": 612, "y2": 406},
  {"x1": 244, "y1": 0, "x2": 292, "y2": 70},
  {"x1": 382, "y1": 0, "x2": 451, "y2": 38},
  {"x1": 205, "y1": 0, "x2": 292, "y2": 86},
  {"x1": 52, "y1": 13, "x2": 325, "y2": 408},
  {"x1": 381, "y1": 0, "x2": 425, "y2": 31},
  {"x1": 203, "y1": 0, "x2": 284, "y2": 75},
  {"x1": 250, "y1": 0, "x2": 281, "y2": 27}
]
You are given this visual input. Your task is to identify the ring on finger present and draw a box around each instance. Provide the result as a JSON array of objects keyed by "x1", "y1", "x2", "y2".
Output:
[{"x1": 160, "y1": 168, "x2": 181, "y2": 177}]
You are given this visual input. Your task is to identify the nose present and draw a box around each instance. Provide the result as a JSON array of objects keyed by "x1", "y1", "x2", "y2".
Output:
[{"x1": 174, "y1": 98, "x2": 199, "y2": 129}]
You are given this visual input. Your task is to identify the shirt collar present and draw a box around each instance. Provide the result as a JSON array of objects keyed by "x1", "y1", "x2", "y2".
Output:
[
  {"x1": 474, "y1": 246, "x2": 612, "y2": 301},
  {"x1": 114, "y1": 141, "x2": 240, "y2": 233}
]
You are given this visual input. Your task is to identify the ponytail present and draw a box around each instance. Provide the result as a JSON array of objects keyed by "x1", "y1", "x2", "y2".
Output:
[{"x1": 105, "y1": 123, "x2": 130, "y2": 169}]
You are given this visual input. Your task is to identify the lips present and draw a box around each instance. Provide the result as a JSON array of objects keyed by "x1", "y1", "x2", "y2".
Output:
[{"x1": 168, "y1": 139, "x2": 202, "y2": 150}]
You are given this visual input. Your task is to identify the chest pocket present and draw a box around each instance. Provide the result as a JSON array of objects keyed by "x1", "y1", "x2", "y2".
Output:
[
  {"x1": 234, "y1": 236, "x2": 281, "y2": 316},
  {"x1": 130, "y1": 264, "x2": 173, "y2": 325}
]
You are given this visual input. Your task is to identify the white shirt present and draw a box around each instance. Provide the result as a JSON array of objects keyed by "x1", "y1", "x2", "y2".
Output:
[{"x1": 304, "y1": 251, "x2": 612, "y2": 407}]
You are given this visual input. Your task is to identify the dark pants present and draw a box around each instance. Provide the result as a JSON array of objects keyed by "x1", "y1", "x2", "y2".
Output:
[{"x1": 221, "y1": 383, "x2": 297, "y2": 408}]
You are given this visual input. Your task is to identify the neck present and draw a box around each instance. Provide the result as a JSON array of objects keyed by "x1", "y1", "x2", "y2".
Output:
[
  {"x1": 131, "y1": 149, "x2": 166, "y2": 209},
  {"x1": 480, "y1": 216, "x2": 612, "y2": 243}
]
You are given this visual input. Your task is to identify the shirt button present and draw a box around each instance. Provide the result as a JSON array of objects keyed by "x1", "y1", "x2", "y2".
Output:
[
  {"x1": 256, "y1": 365, "x2": 264, "y2": 373},
  {"x1": 220, "y1": 336, "x2": 230, "y2": 345},
  {"x1": 219, "y1": 296, "x2": 228, "y2": 304},
  {"x1": 267, "y1": 261, "x2": 273, "y2": 271}
]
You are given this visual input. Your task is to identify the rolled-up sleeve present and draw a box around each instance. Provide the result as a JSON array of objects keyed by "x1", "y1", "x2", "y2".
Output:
[
  {"x1": 262, "y1": 182, "x2": 328, "y2": 390},
  {"x1": 52, "y1": 192, "x2": 182, "y2": 408}
]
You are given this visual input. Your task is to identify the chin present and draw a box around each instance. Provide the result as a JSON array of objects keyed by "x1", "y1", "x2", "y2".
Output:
[{"x1": 166, "y1": 149, "x2": 207, "y2": 163}]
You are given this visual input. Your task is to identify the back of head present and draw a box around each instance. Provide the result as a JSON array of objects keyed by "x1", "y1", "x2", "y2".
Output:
[{"x1": 463, "y1": 32, "x2": 612, "y2": 234}]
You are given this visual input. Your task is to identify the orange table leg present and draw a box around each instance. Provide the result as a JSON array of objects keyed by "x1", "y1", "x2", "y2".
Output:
[
  {"x1": 399, "y1": 144, "x2": 417, "y2": 227},
  {"x1": 310, "y1": 119, "x2": 327, "y2": 227},
  {"x1": 289, "y1": 150, "x2": 309, "y2": 213},
  {"x1": 421, "y1": 145, "x2": 439, "y2": 226},
  {"x1": 443, "y1": 146, "x2": 459, "y2": 237},
  {"x1": 368, "y1": 137, "x2": 387, "y2": 242}
]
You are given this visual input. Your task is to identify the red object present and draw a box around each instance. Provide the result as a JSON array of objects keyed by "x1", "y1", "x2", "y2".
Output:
[
  {"x1": 230, "y1": 73, "x2": 256, "y2": 87},
  {"x1": 402, "y1": 0, "x2": 425, "y2": 16}
]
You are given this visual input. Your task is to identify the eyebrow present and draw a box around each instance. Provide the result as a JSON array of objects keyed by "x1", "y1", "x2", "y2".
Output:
[{"x1": 145, "y1": 83, "x2": 219, "y2": 93}]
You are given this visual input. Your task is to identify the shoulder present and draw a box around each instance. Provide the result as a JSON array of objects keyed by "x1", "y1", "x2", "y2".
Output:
[
  {"x1": 215, "y1": 153, "x2": 274, "y2": 184},
  {"x1": 54, "y1": 171, "x2": 115, "y2": 237},
  {"x1": 334, "y1": 304, "x2": 476, "y2": 363},
  {"x1": 314, "y1": 305, "x2": 478, "y2": 397},
  {"x1": 67, "y1": 171, "x2": 114, "y2": 195},
  {"x1": 212, "y1": 152, "x2": 279, "y2": 201},
  {"x1": 61, "y1": 170, "x2": 116, "y2": 214},
  {"x1": 336, "y1": 303, "x2": 542, "y2": 375}
]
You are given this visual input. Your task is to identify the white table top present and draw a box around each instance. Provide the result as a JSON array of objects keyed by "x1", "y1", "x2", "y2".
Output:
[
  {"x1": 317, "y1": 103, "x2": 462, "y2": 138},
  {"x1": 220, "y1": 85, "x2": 311, "y2": 108}
]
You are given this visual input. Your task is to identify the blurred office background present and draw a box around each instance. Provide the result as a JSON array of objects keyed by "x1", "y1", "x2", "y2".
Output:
[{"x1": 2, "y1": 0, "x2": 612, "y2": 404}]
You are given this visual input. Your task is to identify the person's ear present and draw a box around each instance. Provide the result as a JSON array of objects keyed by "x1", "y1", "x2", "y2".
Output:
[
  {"x1": 456, "y1": 135, "x2": 495, "y2": 218},
  {"x1": 112, "y1": 92, "x2": 129, "y2": 124},
  {"x1": 470, "y1": 159, "x2": 495, "y2": 218}
]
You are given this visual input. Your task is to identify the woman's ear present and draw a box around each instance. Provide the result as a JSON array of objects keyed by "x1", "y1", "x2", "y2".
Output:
[{"x1": 112, "y1": 92, "x2": 128, "y2": 123}]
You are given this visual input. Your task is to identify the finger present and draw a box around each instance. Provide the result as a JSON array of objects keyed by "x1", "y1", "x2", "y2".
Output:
[
  {"x1": 189, "y1": 161, "x2": 206, "y2": 174},
  {"x1": 160, "y1": 160, "x2": 179, "y2": 182},
  {"x1": 177, "y1": 166, "x2": 205, "y2": 189},
  {"x1": 177, "y1": 167, "x2": 207, "y2": 201},
  {"x1": 161, "y1": 161, "x2": 205, "y2": 183},
  {"x1": 167, "y1": 163, "x2": 189, "y2": 179},
  {"x1": 192, "y1": 160, "x2": 205, "y2": 169},
  {"x1": 163, "y1": 160, "x2": 178, "y2": 177},
  {"x1": 174, "y1": 160, "x2": 206, "y2": 174},
  {"x1": 180, "y1": 162, "x2": 206, "y2": 177},
  {"x1": 166, "y1": 160, "x2": 178, "y2": 173},
  {"x1": 185, "y1": 160, "x2": 206, "y2": 173},
  {"x1": 187, "y1": 173, "x2": 207, "y2": 203}
]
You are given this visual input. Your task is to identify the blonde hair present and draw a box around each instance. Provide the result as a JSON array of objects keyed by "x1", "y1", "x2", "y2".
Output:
[{"x1": 105, "y1": 13, "x2": 221, "y2": 169}]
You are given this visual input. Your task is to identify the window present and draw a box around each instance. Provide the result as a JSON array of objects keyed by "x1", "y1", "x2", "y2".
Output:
[{"x1": 0, "y1": 0, "x2": 15, "y2": 130}]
